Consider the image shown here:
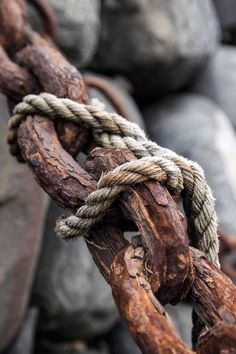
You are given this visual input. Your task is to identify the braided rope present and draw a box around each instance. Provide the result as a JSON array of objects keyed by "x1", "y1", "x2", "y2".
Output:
[
  {"x1": 9, "y1": 93, "x2": 220, "y2": 267},
  {"x1": 56, "y1": 156, "x2": 184, "y2": 238}
]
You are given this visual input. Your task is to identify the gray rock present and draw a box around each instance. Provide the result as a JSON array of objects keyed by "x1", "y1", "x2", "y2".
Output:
[
  {"x1": 0, "y1": 94, "x2": 48, "y2": 351},
  {"x1": 35, "y1": 337, "x2": 110, "y2": 354},
  {"x1": 4, "y1": 308, "x2": 38, "y2": 354},
  {"x1": 32, "y1": 201, "x2": 118, "y2": 340},
  {"x1": 165, "y1": 303, "x2": 192, "y2": 347},
  {"x1": 93, "y1": 0, "x2": 220, "y2": 99},
  {"x1": 193, "y1": 46, "x2": 236, "y2": 129},
  {"x1": 213, "y1": 1, "x2": 236, "y2": 32},
  {"x1": 143, "y1": 94, "x2": 236, "y2": 234},
  {"x1": 105, "y1": 320, "x2": 141, "y2": 354},
  {"x1": 29, "y1": 0, "x2": 101, "y2": 66}
]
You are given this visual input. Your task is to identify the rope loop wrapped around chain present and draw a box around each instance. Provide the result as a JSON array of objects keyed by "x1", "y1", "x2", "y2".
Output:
[{"x1": 8, "y1": 92, "x2": 220, "y2": 267}]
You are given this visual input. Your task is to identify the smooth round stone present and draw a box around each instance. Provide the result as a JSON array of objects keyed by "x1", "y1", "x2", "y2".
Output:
[
  {"x1": 193, "y1": 46, "x2": 236, "y2": 130},
  {"x1": 92, "y1": 0, "x2": 220, "y2": 99},
  {"x1": 32, "y1": 201, "x2": 118, "y2": 340},
  {"x1": 143, "y1": 94, "x2": 236, "y2": 234},
  {"x1": 29, "y1": 0, "x2": 101, "y2": 66}
]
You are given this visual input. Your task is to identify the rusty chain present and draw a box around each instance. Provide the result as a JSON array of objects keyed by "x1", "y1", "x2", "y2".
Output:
[{"x1": 0, "y1": 1, "x2": 236, "y2": 353}]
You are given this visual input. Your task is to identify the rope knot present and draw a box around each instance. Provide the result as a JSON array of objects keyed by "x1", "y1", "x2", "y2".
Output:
[{"x1": 8, "y1": 92, "x2": 220, "y2": 268}]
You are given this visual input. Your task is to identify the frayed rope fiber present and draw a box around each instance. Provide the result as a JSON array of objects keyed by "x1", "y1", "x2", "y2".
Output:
[{"x1": 9, "y1": 92, "x2": 220, "y2": 267}]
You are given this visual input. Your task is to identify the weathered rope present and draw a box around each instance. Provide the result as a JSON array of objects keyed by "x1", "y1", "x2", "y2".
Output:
[
  {"x1": 9, "y1": 92, "x2": 220, "y2": 267},
  {"x1": 56, "y1": 156, "x2": 184, "y2": 237}
]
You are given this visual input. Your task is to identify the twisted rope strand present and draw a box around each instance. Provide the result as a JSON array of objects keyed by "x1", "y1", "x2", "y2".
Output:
[
  {"x1": 56, "y1": 156, "x2": 183, "y2": 239},
  {"x1": 10, "y1": 92, "x2": 220, "y2": 267}
]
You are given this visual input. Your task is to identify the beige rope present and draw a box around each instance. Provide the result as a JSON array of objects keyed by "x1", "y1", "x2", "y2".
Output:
[
  {"x1": 10, "y1": 92, "x2": 220, "y2": 267},
  {"x1": 56, "y1": 156, "x2": 184, "y2": 238}
]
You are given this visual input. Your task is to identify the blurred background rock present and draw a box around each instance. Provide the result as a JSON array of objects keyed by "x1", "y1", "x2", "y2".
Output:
[
  {"x1": 92, "y1": 0, "x2": 220, "y2": 100},
  {"x1": 29, "y1": 0, "x2": 101, "y2": 66}
]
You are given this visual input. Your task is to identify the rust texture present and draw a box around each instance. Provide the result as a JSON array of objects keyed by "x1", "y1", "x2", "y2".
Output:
[
  {"x1": 0, "y1": 0, "x2": 28, "y2": 53},
  {"x1": 218, "y1": 228, "x2": 236, "y2": 279},
  {"x1": 16, "y1": 31, "x2": 89, "y2": 155},
  {"x1": 0, "y1": 44, "x2": 39, "y2": 102},
  {"x1": 0, "y1": 0, "x2": 89, "y2": 157},
  {"x1": 111, "y1": 247, "x2": 194, "y2": 354},
  {"x1": 1, "y1": 1, "x2": 236, "y2": 353},
  {"x1": 84, "y1": 148, "x2": 193, "y2": 305},
  {"x1": 18, "y1": 116, "x2": 95, "y2": 211},
  {"x1": 197, "y1": 322, "x2": 236, "y2": 354},
  {"x1": 191, "y1": 248, "x2": 236, "y2": 327}
]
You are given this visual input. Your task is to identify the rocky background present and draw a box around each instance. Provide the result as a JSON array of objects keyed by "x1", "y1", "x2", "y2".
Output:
[{"x1": 1, "y1": 1, "x2": 236, "y2": 353}]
